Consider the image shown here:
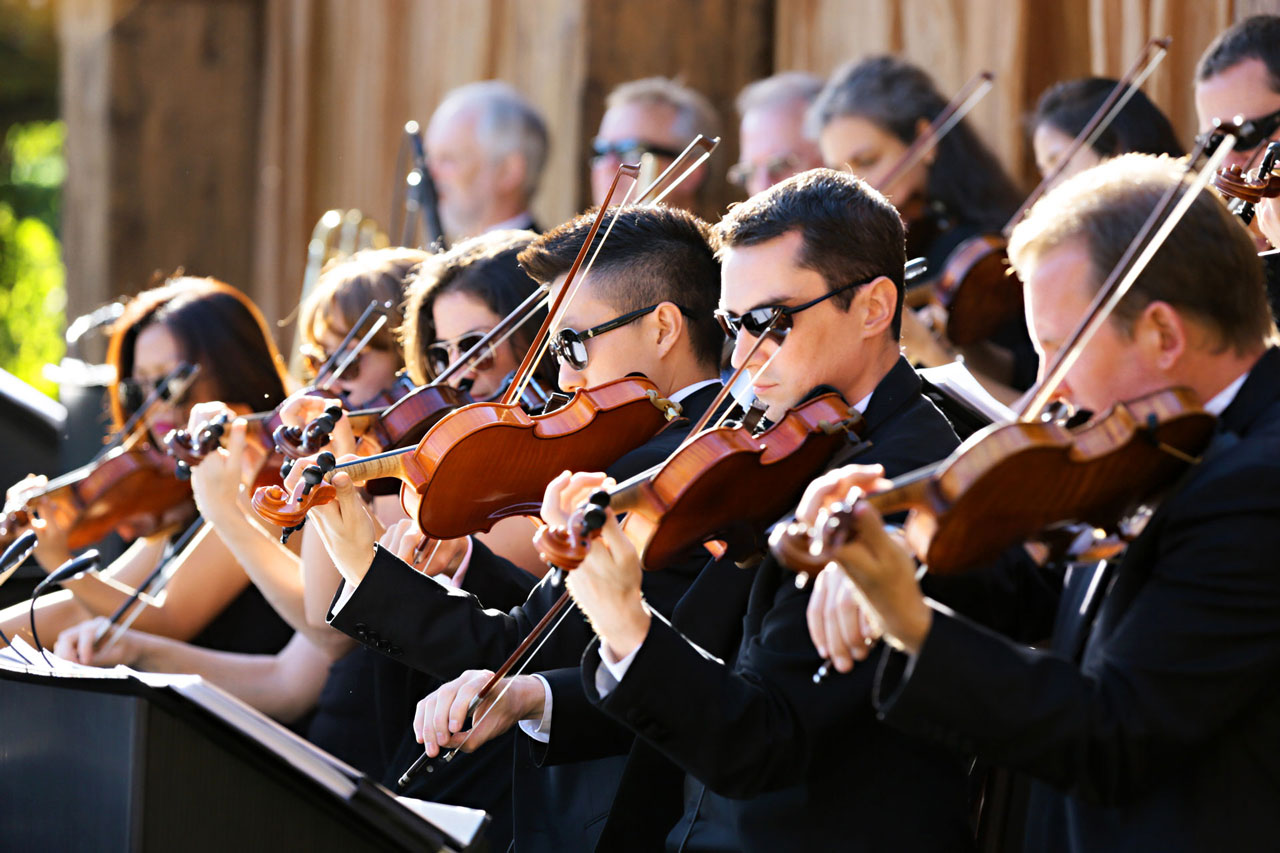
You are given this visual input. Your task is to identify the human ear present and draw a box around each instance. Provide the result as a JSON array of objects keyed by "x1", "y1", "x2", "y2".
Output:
[
  {"x1": 652, "y1": 302, "x2": 684, "y2": 358},
  {"x1": 1137, "y1": 300, "x2": 1187, "y2": 371},
  {"x1": 858, "y1": 276, "x2": 898, "y2": 339}
]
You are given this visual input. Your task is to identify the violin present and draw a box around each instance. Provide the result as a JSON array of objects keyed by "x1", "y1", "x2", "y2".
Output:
[
  {"x1": 251, "y1": 375, "x2": 678, "y2": 540},
  {"x1": 769, "y1": 388, "x2": 1214, "y2": 575},
  {"x1": 0, "y1": 442, "x2": 194, "y2": 552},
  {"x1": 933, "y1": 38, "x2": 1172, "y2": 346},
  {"x1": 1212, "y1": 141, "x2": 1280, "y2": 225}
]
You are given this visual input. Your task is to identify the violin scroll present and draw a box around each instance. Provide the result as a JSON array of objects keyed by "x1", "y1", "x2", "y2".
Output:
[
  {"x1": 532, "y1": 491, "x2": 611, "y2": 571},
  {"x1": 250, "y1": 451, "x2": 339, "y2": 540},
  {"x1": 163, "y1": 413, "x2": 230, "y2": 478},
  {"x1": 273, "y1": 405, "x2": 345, "y2": 460}
]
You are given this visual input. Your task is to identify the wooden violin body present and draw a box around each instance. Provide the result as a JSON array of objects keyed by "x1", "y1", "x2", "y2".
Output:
[
  {"x1": 771, "y1": 388, "x2": 1215, "y2": 577},
  {"x1": 931, "y1": 234, "x2": 1022, "y2": 347},
  {"x1": 252, "y1": 376, "x2": 674, "y2": 538},
  {"x1": 535, "y1": 391, "x2": 866, "y2": 572},
  {"x1": 0, "y1": 443, "x2": 194, "y2": 551}
]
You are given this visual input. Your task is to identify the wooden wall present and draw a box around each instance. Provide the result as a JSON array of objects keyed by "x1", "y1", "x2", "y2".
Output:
[{"x1": 59, "y1": 0, "x2": 1280, "y2": 343}]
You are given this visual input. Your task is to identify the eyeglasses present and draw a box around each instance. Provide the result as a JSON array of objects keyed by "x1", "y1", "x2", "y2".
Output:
[
  {"x1": 590, "y1": 137, "x2": 684, "y2": 167},
  {"x1": 551, "y1": 303, "x2": 684, "y2": 370},
  {"x1": 714, "y1": 276, "x2": 878, "y2": 339},
  {"x1": 118, "y1": 377, "x2": 163, "y2": 414},
  {"x1": 425, "y1": 330, "x2": 496, "y2": 378},
  {"x1": 727, "y1": 153, "x2": 804, "y2": 190},
  {"x1": 300, "y1": 342, "x2": 368, "y2": 382},
  {"x1": 1197, "y1": 106, "x2": 1280, "y2": 155}
]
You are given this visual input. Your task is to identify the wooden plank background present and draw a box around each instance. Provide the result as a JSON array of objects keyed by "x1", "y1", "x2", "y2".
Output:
[{"x1": 58, "y1": 0, "x2": 1280, "y2": 344}]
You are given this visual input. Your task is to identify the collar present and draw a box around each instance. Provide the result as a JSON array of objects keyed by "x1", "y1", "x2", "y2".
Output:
[
  {"x1": 852, "y1": 391, "x2": 872, "y2": 413},
  {"x1": 1203, "y1": 370, "x2": 1249, "y2": 416},
  {"x1": 669, "y1": 378, "x2": 721, "y2": 404}
]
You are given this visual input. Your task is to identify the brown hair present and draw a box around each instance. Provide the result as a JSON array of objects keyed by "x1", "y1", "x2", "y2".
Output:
[
  {"x1": 518, "y1": 207, "x2": 724, "y2": 369},
  {"x1": 401, "y1": 230, "x2": 548, "y2": 386},
  {"x1": 298, "y1": 247, "x2": 428, "y2": 362},
  {"x1": 1008, "y1": 153, "x2": 1274, "y2": 354},
  {"x1": 106, "y1": 277, "x2": 290, "y2": 429},
  {"x1": 715, "y1": 168, "x2": 907, "y2": 337}
]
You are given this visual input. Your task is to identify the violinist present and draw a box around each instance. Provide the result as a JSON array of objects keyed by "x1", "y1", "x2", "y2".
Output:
[
  {"x1": 804, "y1": 154, "x2": 1280, "y2": 853},
  {"x1": 808, "y1": 56, "x2": 1037, "y2": 395},
  {"x1": 482, "y1": 169, "x2": 968, "y2": 851},
  {"x1": 0, "y1": 277, "x2": 293, "y2": 654},
  {"x1": 590, "y1": 77, "x2": 720, "y2": 211},
  {"x1": 425, "y1": 81, "x2": 549, "y2": 241},
  {"x1": 729, "y1": 71, "x2": 825, "y2": 197},
  {"x1": 1030, "y1": 77, "x2": 1183, "y2": 181},
  {"x1": 309, "y1": 205, "x2": 725, "y2": 851}
]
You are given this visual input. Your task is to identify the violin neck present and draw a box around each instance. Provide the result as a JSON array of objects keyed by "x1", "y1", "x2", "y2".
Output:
[
  {"x1": 336, "y1": 447, "x2": 412, "y2": 484},
  {"x1": 865, "y1": 464, "x2": 938, "y2": 517}
]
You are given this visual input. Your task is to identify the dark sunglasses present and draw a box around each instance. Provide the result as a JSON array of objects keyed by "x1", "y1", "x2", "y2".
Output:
[
  {"x1": 590, "y1": 137, "x2": 684, "y2": 167},
  {"x1": 714, "y1": 276, "x2": 878, "y2": 339},
  {"x1": 425, "y1": 331, "x2": 496, "y2": 378},
  {"x1": 551, "y1": 303, "x2": 689, "y2": 370},
  {"x1": 1197, "y1": 106, "x2": 1280, "y2": 155}
]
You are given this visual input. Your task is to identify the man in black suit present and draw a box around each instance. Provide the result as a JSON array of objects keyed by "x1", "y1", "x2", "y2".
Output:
[
  {"x1": 442, "y1": 169, "x2": 967, "y2": 850},
  {"x1": 307, "y1": 205, "x2": 726, "y2": 850},
  {"x1": 806, "y1": 153, "x2": 1280, "y2": 852}
]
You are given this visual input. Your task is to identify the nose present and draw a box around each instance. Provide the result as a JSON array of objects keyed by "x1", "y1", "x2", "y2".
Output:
[{"x1": 558, "y1": 361, "x2": 584, "y2": 393}]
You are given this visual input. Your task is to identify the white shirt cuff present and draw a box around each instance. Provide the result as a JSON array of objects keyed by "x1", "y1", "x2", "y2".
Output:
[
  {"x1": 516, "y1": 674, "x2": 553, "y2": 743},
  {"x1": 594, "y1": 642, "x2": 641, "y2": 698},
  {"x1": 331, "y1": 578, "x2": 358, "y2": 614}
]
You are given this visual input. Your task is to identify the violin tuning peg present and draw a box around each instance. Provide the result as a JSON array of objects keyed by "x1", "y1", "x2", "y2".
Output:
[
  {"x1": 316, "y1": 413, "x2": 336, "y2": 432},
  {"x1": 279, "y1": 458, "x2": 294, "y2": 479},
  {"x1": 324, "y1": 405, "x2": 344, "y2": 420},
  {"x1": 582, "y1": 506, "x2": 608, "y2": 532},
  {"x1": 316, "y1": 451, "x2": 337, "y2": 472},
  {"x1": 588, "y1": 490, "x2": 611, "y2": 508},
  {"x1": 301, "y1": 465, "x2": 325, "y2": 487},
  {"x1": 175, "y1": 461, "x2": 191, "y2": 481}
]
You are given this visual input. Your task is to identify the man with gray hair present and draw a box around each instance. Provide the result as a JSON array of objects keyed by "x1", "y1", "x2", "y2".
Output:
[
  {"x1": 426, "y1": 81, "x2": 549, "y2": 242},
  {"x1": 730, "y1": 71, "x2": 824, "y2": 197},
  {"x1": 589, "y1": 76, "x2": 720, "y2": 211}
]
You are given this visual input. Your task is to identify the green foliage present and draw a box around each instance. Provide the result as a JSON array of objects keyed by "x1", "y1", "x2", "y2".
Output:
[{"x1": 0, "y1": 120, "x2": 66, "y2": 397}]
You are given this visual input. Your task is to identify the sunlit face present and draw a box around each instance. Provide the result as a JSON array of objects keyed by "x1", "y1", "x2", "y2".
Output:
[
  {"x1": 132, "y1": 324, "x2": 213, "y2": 444},
  {"x1": 1194, "y1": 58, "x2": 1280, "y2": 174},
  {"x1": 590, "y1": 101, "x2": 699, "y2": 209},
  {"x1": 735, "y1": 102, "x2": 824, "y2": 197},
  {"x1": 430, "y1": 290, "x2": 517, "y2": 400},
  {"x1": 1023, "y1": 241, "x2": 1160, "y2": 415},
  {"x1": 719, "y1": 231, "x2": 889, "y2": 421},
  {"x1": 818, "y1": 115, "x2": 928, "y2": 211},
  {"x1": 1033, "y1": 123, "x2": 1103, "y2": 181},
  {"x1": 427, "y1": 110, "x2": 502, "y2": 241},
  {"x1": 549, "y1": 273, "x2": 660, "y2": 394},
  {"x1": 313, "y1": 327, "x2": 401, "y2": 408}
]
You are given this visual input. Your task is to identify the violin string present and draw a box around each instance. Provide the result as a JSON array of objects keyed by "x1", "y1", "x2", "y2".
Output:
[
  {"x1": 312, "y1": 300, "x2": 383, "y2": 389},
  {"x1": 327, "y1": 314, "x2": 387, "y2": 385}
]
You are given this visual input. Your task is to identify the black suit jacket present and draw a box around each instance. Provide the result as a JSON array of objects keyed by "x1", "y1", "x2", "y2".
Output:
[
  {"x1": 326, "y1": 382, "x2": 723, "y2": 851},
  {"x1": 575, "y1": 357, "x2": 972, "y2": 851},
  {"x1": 876, "y1": 346, "x2": 1280, "y2": 853}
]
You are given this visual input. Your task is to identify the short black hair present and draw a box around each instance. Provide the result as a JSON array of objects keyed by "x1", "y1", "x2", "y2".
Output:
[
  {"x1": 518, "y1": 206, "x2": 723, "y2": 368},
  {"x1": 1032, "y1": 77, "x2": 1184, "y2": 159},
  {"x1": 714, "y1": 168, "x2": 907, "y2": 337},
  {"x1": 1197, "y1": 14, "x2": 1280, "y2": 90}
]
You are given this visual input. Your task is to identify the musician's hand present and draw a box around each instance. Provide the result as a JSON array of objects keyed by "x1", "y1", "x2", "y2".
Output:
[
  {"x1": 309, "y1": 471, "x2": 378, "y2": 586},
  {"x1": 189, "y1": 418, "x2": 250, "y2": 526},
  {"x1": 806, "y1": 565, "x2": 883, "y2": 673},
  {"x1": 278, "y1": 393, "x2": 357, "y2": 459},
  {"x1": 381, "y1": 519, "x2": 469, "y2": 578},
  {"x1": 1260, "y1": 196, "x2": 1279, "y2": 250},
  {"x1": 564, "y1": 511, "x2": 649, "y2": 660},
  {"x1": 826, "y1": 501, "x2": 931, "y2": 656},
  {"x1": 5, "y1": 474, "x2": 74, "y2": 573},
  {"x1": 539, "y1": 470, "x2": 613, "y2": 529},
  {"x1": 794, "y1": 464, "x2": 888, "y2": 528},
  {"x1": 53, "y1": 617, "x2": 137, "y2": 668},
  {"x1": 412, "y1": 670, "x2": 544, "y2": 757}
]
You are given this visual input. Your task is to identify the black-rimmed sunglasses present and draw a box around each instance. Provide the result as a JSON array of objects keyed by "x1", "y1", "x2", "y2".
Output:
[
  {"x1": 714, "y1": 276, "x2": 878, "y2": 339},
  {"x1": 425, "y1": 331, "x2": 495, "y2": 377},
  {"x1": 1197, "y1": 106, "x2": 1280, "y2": 155},
  {"x1": 590, "y1": 137, "x2": 684, "y2": 166},
  {"x1": 552, "y1": 303, "x2": 687, "y2": 370}
]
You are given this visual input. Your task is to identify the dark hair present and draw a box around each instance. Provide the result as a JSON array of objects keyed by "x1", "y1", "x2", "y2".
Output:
[
  {"x1": 807, "y1": 55, "x2": 1021, "y2": 232},
  {"x1": 1008, "y1": 154, "x2": 1274, "y2": 355},
  {"x1": 402, "y1": 229, "x2": 552, "y2": 387},
  {"x1": 107, "y1": 277, "x2": 289, "y2": 429},
  {"x1": 714, "y1": 168, "x2": 907, "y2": 337},
  {"x1": 518, "y1": 207, "x2": 724, "y2": 368},
  {"x1": 1196, "y1": 14, "x2": 1280, "y2": 90},
  {"x1": 300, "y1": 247, "x2": 428, "y2": 359},
  {"x1": 1032, "y1": 77, "x2": 1184, "y2": 159}
]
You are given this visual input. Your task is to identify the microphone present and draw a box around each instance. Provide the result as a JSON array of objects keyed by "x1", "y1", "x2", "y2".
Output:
[
  {"x1": 0, "y1": 531, "x2": 40, "y2": 664},
  {"x1": 29, "y1": 550, "x2": 100, "y2": 665}
]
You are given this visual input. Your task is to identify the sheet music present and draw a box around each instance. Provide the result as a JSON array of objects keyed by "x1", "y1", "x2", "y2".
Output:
[
  {"x1": 919, "y1": 361, "x2": 1015, "y2": 425},
  {"x1": 395, "y1": 796, "x2": 487, "y2": 848}
]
